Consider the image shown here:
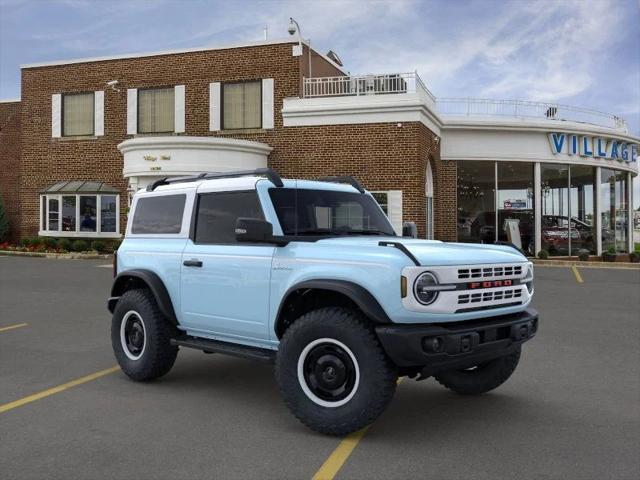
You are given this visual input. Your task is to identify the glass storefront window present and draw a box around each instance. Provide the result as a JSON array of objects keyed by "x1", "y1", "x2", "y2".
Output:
[
  {"x1": 497, "y1": 163, "x2": 535, "y2": 255},
  {"x1": 600, "y1": 168, "x2": 629, "y2": 253},
  {"x1": 570, "y1": 166, "x2": 596, "y2": 254},
  {"x1": 457, "y1": 161, "x2": 496, "y2": 244},
  {"x1": 541, "y1": 164, "x2": 570, "y2": 255}
]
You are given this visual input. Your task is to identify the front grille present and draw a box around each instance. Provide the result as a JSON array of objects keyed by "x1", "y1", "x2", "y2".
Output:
[
  {"x1": 458, "y1": 265, "x2": 523, "y2": 280},
  {"x1": 458, "y1": 288, "x2": 523, "y2": 305}
]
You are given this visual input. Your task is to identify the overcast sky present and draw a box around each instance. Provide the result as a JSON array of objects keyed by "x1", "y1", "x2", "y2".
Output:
[{"x1": 1, "y1": 0, "x2": 638, "y2": 205}]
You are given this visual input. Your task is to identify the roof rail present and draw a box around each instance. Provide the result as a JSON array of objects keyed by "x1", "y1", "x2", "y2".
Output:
[
  {"x1": 317, "y1": 175, "x2": 365, "y2": 193},
  {"x1": 146, "y1": 168, "x2": 283, "y2": 192}
]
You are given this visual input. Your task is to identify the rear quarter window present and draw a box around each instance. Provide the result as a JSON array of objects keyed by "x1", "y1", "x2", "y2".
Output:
[{"x1": 131, "y1": 194, "x2": 186, "y2": 234}]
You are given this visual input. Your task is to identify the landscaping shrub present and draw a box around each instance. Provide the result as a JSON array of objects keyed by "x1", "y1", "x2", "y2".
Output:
[
  {"x1": 577, "y1": 249, "x2": 589, "y2": 262},
  {"x1": 537, "y1": 249, "x2": 549, "y2": 260},
  {"x1": 42, "y1": 237, "x2": 58, "y2": 249},
  {"x1": 58, "y1": 238, "x2": 72, "y2": 252},
  {"x1": 110, "y1": 239, "x2": 122, "y2": 252},
  {"x1": 20, "y1": 237, "x2": 32, "y2": 247},
  {"x1": 91, "y1": 240, "x2": 106, "y2": 253},
  {"x1": 71, "y1": 239, "x2": 89, "y2": 252},
  {"x1": 0, "y1": 195, "x2": 9, "y2": 242}
]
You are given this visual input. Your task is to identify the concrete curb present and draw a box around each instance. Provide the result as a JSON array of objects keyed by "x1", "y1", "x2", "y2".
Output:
[
  {"x1": 532, "y1": 259, "x2": 640, "y2": 269},
  {"x1": 0, "y1": 250, "x2": 113, "y2": 260}
]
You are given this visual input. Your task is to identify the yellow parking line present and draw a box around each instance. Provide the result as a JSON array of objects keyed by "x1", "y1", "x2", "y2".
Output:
[
  {"x1": 571, "y1": 265, "x2": 584, "y2": 283},
  {"x1": 0, "y1": 323, "x2": 28, "y2": 333},
  {"x1": 312, "y1": 377, "x2": 404, "y2": 480},
  {"x1": 0, "y1": 366, "x2": 120, "y2": 414}
]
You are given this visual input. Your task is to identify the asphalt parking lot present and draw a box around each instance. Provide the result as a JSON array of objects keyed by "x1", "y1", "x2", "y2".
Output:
[{"x1": 1, "y1": 256, "x2": 639, "y2": 480}]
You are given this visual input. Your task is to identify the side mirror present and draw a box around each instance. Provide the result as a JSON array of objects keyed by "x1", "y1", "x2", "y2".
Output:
[{"x1": 402, "y1": 221, "x2": 418, "y2": 238}]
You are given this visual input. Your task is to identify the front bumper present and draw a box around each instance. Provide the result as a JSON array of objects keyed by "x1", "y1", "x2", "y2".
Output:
[{"x1": 376, "y1": 308, "x2": 538, "y2": 376}]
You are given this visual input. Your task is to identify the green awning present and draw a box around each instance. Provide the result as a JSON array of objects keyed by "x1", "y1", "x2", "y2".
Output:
[{"x1": 41, "y1": 181, "x2": 119, "y2": 194}]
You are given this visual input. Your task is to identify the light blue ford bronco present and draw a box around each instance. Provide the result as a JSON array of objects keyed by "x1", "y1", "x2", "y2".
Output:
[{"x1": 108, "y1": 168, "x2": 537, "y2": 435}]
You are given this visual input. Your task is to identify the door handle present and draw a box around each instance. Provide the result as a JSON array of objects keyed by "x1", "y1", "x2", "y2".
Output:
[{"x1": 183, "y1": 259, "x2": 203, "y2": 268}]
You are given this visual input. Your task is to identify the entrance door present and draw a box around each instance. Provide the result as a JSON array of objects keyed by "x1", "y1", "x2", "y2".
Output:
[{"x1": 180, "y1": 190, "x2": 274, "y2": 343}]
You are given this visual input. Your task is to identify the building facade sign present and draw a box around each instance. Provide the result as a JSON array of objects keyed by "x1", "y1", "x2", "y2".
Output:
[{"x1": 548, "y1": 132, "x2": 638, "y2": 164}]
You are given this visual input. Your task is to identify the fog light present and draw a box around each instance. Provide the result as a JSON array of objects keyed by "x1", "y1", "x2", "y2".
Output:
[{"x1": 423, "y1": 336, "x2": 445, "y2": 353}]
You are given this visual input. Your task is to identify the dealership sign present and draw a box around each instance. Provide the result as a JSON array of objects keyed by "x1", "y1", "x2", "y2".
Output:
[{"x1": 548, "y1": 133, "x2": 638, "y2": 163}]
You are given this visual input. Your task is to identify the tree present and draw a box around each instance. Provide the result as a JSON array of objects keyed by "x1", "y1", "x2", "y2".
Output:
[{"x1": 0, "y1": 195, "x2": 9, "y2": 242}]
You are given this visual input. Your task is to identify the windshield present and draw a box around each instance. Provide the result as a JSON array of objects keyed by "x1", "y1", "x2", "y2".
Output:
[{"x1": 269, "y1": 188, "x2": 396, "y2": 237}]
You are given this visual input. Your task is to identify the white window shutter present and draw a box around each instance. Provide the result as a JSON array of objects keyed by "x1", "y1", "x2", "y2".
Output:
[
  {"x1": 174, "y1": 85, "x2": 185, "y2": 133},
  {"x1": 209, "y1": 82, "x2": 221, "y2": 131},
  {"x1": 262, "y1": 78, "x2": 274, "y2": 129},
  {"x1": 386, "y1": 190, "x2": 403, "y2": 235},
  {"x1": 51, "y1": 94, "x2": 62, "y2": 138},
  {"x1": 94, "y1": 91, "x2": 104, "y2": 136},
  {"x1": 127, "y1": 88, "x2": 137, "y2": 135}
]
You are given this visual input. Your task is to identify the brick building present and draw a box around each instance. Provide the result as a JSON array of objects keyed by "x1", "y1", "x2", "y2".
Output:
[{"x1": 0, "y1": 38, "x2": 637, "y2": 255}]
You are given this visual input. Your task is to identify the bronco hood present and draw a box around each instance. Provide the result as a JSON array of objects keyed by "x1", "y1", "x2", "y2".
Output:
[{"x1": 316, "y1": 237, "x2": 527, "y2": 266}]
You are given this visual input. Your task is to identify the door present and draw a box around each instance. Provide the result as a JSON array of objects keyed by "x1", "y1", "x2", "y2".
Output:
[{"x1": 180, "y1": 190, "x2": 275, "y2": 342}]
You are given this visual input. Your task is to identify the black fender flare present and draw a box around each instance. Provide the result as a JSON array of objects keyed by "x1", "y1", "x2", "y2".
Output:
[
  {"x1": 275, "y1": 279, "x2": 392, "y2": 337},
  {"x1": 108, "y1": 269, "x2": 178, "y2": 326}
]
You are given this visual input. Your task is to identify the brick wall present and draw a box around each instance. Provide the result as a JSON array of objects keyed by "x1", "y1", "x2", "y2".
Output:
[
  {"x1": 18, "y1": 42, "x2": 303, "y2": 239},
  {"x1": 17, "y1": 41, "x2": 448, "y2": 241},
  {"x1": 418, "y1": 123, "x2": 457, "y2": 241},
  {"x1": 0, "y1": 101, "x2": 21, "y2": 242}
]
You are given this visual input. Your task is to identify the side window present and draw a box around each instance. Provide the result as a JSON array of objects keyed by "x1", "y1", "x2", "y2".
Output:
[
  {"x1": 195, "y1": 191, "x2": 263, "y2": 244},
  {"x1": 132, "y1": 194, "x2": 186, "y2": 234}
]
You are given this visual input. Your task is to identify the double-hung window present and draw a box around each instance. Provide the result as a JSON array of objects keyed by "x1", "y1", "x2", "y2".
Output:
[
  {"x1": 138, "y1": 87, "x2": 175, "y2": 133},
  {"x1": 222, "y1": 81, "x2": 261, "y2": 130},
  {"x1": 62, "y1": 92, "x2": 94, "y2": 136}
]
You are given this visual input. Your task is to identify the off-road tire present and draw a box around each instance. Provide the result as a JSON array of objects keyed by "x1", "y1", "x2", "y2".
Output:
[
  {"x1": 434, "y1": 347, "x2": 521, "y2": 395},
  {"x1": 111, "y1": 289, "x2": 179, "y2": 381},
  {"x1": 275, "y1": 307, "x2": 397, "y2": 436}
]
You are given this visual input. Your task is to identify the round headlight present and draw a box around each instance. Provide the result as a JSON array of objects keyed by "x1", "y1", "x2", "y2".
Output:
[
  {"x1": 414, "y1": 272, "x2": 440, "y2": 305},
  {"x1": 525, "y1": 266, "x2": 534, "y2": 294}
]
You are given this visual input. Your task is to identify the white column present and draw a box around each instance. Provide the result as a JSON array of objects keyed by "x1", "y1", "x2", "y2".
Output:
[
  {"x1": 534, "y1": 162, "x2": 541, "y2": 255},
  {"x1": 595, "y1": 167, "x2": 602, "y2": 256}
]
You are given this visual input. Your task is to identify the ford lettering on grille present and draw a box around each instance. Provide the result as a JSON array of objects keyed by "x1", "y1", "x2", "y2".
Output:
[{"x1": 469, "y1": 279, "x2": 513, "y2": 289}]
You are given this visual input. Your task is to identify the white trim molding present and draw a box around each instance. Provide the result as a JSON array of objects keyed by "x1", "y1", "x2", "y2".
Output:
[{"x1": 282, "y1": 92, "x2": 442, "y2": 135}]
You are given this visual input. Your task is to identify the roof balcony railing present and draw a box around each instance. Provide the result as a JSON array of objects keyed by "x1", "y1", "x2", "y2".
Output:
[
  {"x1": 303, "y1": 72, "x2": 436, "y2": 102},
  {"x1": 436, "y1": 97, "x2": 628, "y2": 132}
]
